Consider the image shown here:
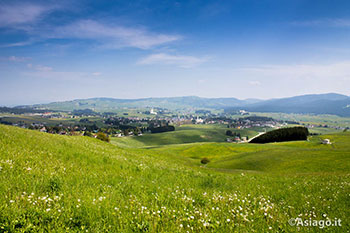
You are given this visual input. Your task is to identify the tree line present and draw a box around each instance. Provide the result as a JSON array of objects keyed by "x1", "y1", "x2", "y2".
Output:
[{"x1": 249, "y1": 127, "x2": 309, "y2": 143}]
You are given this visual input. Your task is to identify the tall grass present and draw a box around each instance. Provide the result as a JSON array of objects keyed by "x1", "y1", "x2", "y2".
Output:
[{"x1": 0, "y1": 125, "x2": 349, "y2": 232}]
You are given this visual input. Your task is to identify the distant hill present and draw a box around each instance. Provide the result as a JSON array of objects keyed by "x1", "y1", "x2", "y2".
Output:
[
  {"x1": 230, "y1": 93, "x2": 350, "y2": 117},
  {"x1": 18, "y1": 93, "x2": 350, "y2": 116},
  {"x1": 23, "y1": 96, "x2": 261, "y2": 111}
]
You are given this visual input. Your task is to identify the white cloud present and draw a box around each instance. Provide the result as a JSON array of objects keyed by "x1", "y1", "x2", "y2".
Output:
[
  {"x1": 53, "y1": 20, "x2": 180, "y2": 49},
  {"x1": 139, "y1": 53, "x2": 208, "y2": 68},
  {"x1": 248, "y1": 81, "x2": 261, "y2": 86},
  {"x1": 24, "y1": 70, "x2": 87, "y2": 81},
  {"x1": 35, "y1": 65, "x2": 53, "y2": 72},
  {"x1": 8, "y1": 56, "x2": 30, "y2": 62},
  {"x1": 227, "y1": 61, "x2": 350, "y2": 97},
  {"x1": 291, "y1": 18, "x2": 350, "y2": 27},
  {"x1": 26, "y1": 63, "x2": 53, "y2": 72},
  {"x1": 0, "y1": 3, "x2": 179, "y2": 50},
  {"x1": 239, "y1": 61, "x2": 350, "y2": 79},
  {"x1": 0, "y1": 39, "x2": 38, "y2": 48},
  {"x1": 0, "y1": 56, "x2": 30, "y2": 62},
  {"x1": 0, "y1": 3, "x2": 55, "y2": 28},
  {"x1": 24, "y1": 64, "x2": 101, "y2": 81}
]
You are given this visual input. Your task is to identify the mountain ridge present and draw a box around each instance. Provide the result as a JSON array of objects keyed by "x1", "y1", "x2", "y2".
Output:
[
  {"x1": 232, "y1": 93, "x2": 350, "y2": 117},
  {"x1": 17, "y1": 93, "x2": 350, "y2": 116}
]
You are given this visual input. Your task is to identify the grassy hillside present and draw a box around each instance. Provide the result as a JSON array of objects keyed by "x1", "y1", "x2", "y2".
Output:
[
  {"x1": 0, "y1": 125, "x2": 349, "y2": 232},
  {"x1": 29, "y1": 96, "x2": 255, "y2": 112},
  {"x1": 210, "y1": 133, "x2": 350, "y2": 173},
  {"x1": 151, "y1": 132, "x2": 350, "y2": 173},
  {"x1": 255, "y1": 112, "x2": 350, "y2": 128},
  {"x1": 111, "y1": 124, "x2": 259, "y2": 148}
]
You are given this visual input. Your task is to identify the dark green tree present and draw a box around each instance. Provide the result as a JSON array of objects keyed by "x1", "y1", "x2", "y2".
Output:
[{"x1": 96, "y1": 132, "x2": 110, "y2": 142}]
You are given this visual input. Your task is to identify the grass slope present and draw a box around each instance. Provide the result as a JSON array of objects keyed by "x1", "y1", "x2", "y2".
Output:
[
  {"x1": 111, "y1": 124, "x2": 259, "y2": 148},
  {"x1": 151, "y1": 133, "x2": 350, "y2": 173},
  {"x1": 0, "y1": 125, "x2": 349, "y2": 232}
]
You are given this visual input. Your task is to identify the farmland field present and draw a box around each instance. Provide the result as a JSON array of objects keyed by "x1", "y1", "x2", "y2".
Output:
[
  {"x1": 111, "y1": 124, "x2": 262, "y2": 148},
  {"x1": 0, "y1": 124, "x2": 349, "y2": 232}
]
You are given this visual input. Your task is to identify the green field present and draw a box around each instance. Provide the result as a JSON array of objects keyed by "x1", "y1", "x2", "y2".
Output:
[
  {"x1": 149, "y1": 132, "x2": 350, "y2": 173},
  {"x1": 254, "y1": 112, "x2": 350, "y2": 128},
  {"x1": 0, "y1": 124, "x2": 349, "y2": 232},
  {"x1": 111, "y1": 124, "x2": 261, "y2": 148}
]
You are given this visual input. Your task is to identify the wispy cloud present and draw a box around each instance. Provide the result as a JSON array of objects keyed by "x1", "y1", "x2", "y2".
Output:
[
  {"x1": 0, "y1": 39, "x2": 38, "y2": 48},
  {"x1": 139, "y1": 53, "x2": 208, "y2": 68},
  {"x1": 0, "y1": 56, "x2": 31, "y2": 62},
  {"x1": 2, "y1": 16, "x2": 181, "y2": 49},
  {"x1": 24, "y1": 64, "x2": 96, "y2": 81},
  {"x1": 238, "y1": 61, "x2": 350, "y2": 79},
  {"x1": 92, "y1": 72, "x2": 102, "y2": 76},
  {"x1": 248, "y1": 81, "x2": 261, "y2": 86},
  {"x1": 291, "y1": 18, "x2": 350, "y2": 27},
  {"x1": 34, "y1": 65, "x2": 53, "y2": 72},
  {"x1": 52, "y1": 20, "x2": 180, "y2": 49},
  {"x1": 0, "y1": 3, "x2": 56, "y2": 28},
  {"x1": 0, "y1": 2, "x2": 60, "y2": 47}
]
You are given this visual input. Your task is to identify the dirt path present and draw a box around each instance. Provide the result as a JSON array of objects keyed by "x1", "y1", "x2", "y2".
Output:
[{"x1": 247, "y1": 132, "x2": 265, "y2": 142}]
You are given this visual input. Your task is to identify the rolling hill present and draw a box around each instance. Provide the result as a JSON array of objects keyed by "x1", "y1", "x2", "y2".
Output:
[
  {"x1": 24, "y1": 96, "x2": 260, "y2": 112},
  {"x1": 19, "y1": 93, "x2": 350, "y2": 116},
  {"x1": 111, "y1": 124, "x2": 260, "y2": 148},
  {"x1": 1, "y1": 124, "x2": 349, "y2": 231},
  {"x1": 229, "y1": 93, "x2": 350, "y2": 117}
]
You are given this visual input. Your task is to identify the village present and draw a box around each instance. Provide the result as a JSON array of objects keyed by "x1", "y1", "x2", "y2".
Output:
[{"x1": 0, "y1": 107, "x2": 290, "y2": 140}]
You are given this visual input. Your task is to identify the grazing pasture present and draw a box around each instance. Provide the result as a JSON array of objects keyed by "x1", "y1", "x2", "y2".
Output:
[
  {"x1": 0, "y1": 124, "x2": 349, "y2": 232},
  {"x1": 111, "y1": 124, "x2": 260, "y2": 148}
]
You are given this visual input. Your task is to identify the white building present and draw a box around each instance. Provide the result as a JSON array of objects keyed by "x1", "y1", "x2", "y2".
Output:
[
  {"x1": 195, "y1": 117, "x2": 204, "y2": 124},
  {"x1": 150, "y1": 108, "x2": 157, "y2": 115},
  {"x1": 321, "y1": 139, "x2": 331, "y2": 144}
]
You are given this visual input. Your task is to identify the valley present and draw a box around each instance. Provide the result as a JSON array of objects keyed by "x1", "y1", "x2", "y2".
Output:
[{"x1": 0, "y1": 108, "x2": 349, "y2": 232}]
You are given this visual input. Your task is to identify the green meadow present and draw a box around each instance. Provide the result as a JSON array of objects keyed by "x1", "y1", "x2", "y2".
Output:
[
  {"x1": 0, "y1": 124, "x2": 349, "y2": 232},
  {"x1": 111, "y1": 124, "x2": 260, "y2": 148}
]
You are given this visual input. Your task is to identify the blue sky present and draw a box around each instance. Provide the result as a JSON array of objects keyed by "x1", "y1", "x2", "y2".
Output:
[{"x1": 1, "y1": 0, "x2": 350, "y2": 105}]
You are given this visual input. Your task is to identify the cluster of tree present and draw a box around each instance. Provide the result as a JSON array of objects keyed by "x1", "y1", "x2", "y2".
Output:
[
  {"x1": 44, "y1": 126, "x2": 67, "y2": 134},
  {"x1": 0, "y1": 107, "x2": 51, "y2": 114},
  {"x1": 79, "y1": 118, "x2": 91, "y2": 123},
  {"x1": 250, "y1": 127, "x2": 309, "y2": 144},
  {"x1": 83, "y1": 130, "x2": 109, "y2": 142},
  {"x1": 96, "y1": 132, "x2": 110, "y2": 142},
  {"x1": 149, "y1": 125, "x2": 175, "y2": 133},
  {"x1": 225, "y1": 130, "x2": 241, "y2": 138},
  {"x1": 285, "y1": 120, "x2": 300, "y2": 125},
  {"x1": 208, "y1": 116, "x2": 234, "y2": 122},
  {"x1": 0, "y1": 118, "x2": 12, "y2": 125},
  {"x1": 148, "y1": 119, "x2": 169, "y2": 128},
  {"x1": 119, "y1": 127, "x2": 143, "y2": 136},
  {"x1": 241, "y1": 116, "x2": 274, "y2": 122},
  {"x1": 72, "y1": 109, "x2": 98, "y2": 116},
  {"x1": 101, "y1": 112, "x2": 116, "y2": 117},
  {"x1": 309, "y1": 132, "x2": 320, "y2": 136},
  {"x1": 201, "y1": 157, "x2": 210, "y2": 164},
  {"x1": 195, "y1": 110, "x2": 211, "y2": 114},
  {"x1": 104, "y1": 117, "x2": 135, "y2": 126}
]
